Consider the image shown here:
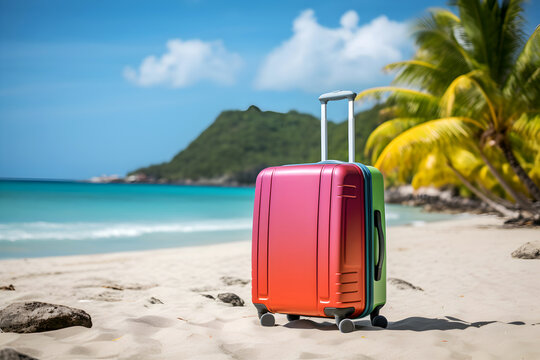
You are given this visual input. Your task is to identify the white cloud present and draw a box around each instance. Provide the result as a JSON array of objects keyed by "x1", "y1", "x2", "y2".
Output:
[
  {"x1": 124, "y1": 39, "x2": 242, "y2": 88},
  {"x1": 254, "y1": 9, "x2": 410, "y2": 92}
]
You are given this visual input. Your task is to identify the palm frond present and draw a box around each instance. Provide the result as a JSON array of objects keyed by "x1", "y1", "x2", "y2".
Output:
[
  {"x1": 355, "y1": 87, "x2": 441, "y2": 119},
  {"x1": 365, "y1": 118, "x2": 425, "y2": 163},
  {"x1": 450, "y1": 148, "x2": 484, "y2": 178},
  {"x1": 504, "y1": 27, "x2": 540, "y2": 112},
  {"x1": 355, "y1": 87, "x2": 437, "y2": 102},
  {"x1": 411, "y1": 153, "x2": 459, "y2": 189},
  {"x1": 384, "y1": 60, "x2": 438, "y2": 72},
  {"x1": 495, "y1": 0, "x2": 526, "y2": 82},
  {"x1": 413, "y1": 10, "x2": 473, "y2": 73},
  {"x1": 511, "y1": 114, "x2": 540, "y2": 151},
  {"x1": 384, "y1": 59, "x2": 457, "y2": 96},
  {"x1": 374, "y1": 117, "x2": 478, "y2": 172},
  {"x1": 452, "y1": 0, "x2": 526, "y2": 84},
  {"x1": 439, "y1": 71, "x2": 495, "y2": 127}
]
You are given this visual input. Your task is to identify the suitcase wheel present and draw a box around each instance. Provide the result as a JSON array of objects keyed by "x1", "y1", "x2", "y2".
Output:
[
  {"x1": 337, "y1": 318, "x2": 355, "y2": 333},
  {"x1": 286, "y1": 314, "x2": 300, "y2": 322},
  {"x1": 260, "y1": 313, "x2": 275, "y2": 327},
  {"x1": 371, "y1": 315, "x2": 388, "y2": 328}
]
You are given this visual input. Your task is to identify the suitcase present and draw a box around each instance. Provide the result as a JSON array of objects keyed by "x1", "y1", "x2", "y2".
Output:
[{"x1": 251, "y1": 90, "x2": 387, "y2": 333}]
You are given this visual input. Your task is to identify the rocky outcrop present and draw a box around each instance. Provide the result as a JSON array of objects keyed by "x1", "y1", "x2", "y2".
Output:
[
  {"x1": 217, "y1": 293, "x2": 245, "y2": 307},
  {"x1": 385, "y1": 186, "x2": 493, "y2": 214},
  {"x1": 504, "y1": 216, "x2": 540, "y2": 227},
  {"x1": 511, "y1": 241, "x2": 540, "y2": 259},
  {"x1": 0, "y1": 348, "x2": 38, "y2": 360},
  {"x1": 0, "y1": 302, "x2": 92, "y2": 333}
]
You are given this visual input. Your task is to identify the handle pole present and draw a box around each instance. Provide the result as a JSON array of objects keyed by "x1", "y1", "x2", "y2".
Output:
[
  {"x1": 318, "y1": 90, "x2": 356, "y2": 163},
  {"x1": 321, "y1": 102, "x2": 328, "y2": 161},
  {"x1": 348, "y1": 99, "x2": 355, "y2": 163}
]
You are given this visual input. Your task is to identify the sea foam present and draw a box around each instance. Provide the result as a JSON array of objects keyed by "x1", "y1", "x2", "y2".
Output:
[{"x1": 0, "y1": 219, "x2": 252, "y2": 241}]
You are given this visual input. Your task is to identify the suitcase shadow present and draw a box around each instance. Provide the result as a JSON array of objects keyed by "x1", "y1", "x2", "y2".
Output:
[
  {"x1": 283, "y1": 316, "x2": 525, "y2": 332},
  {"x1": 283, "y1": 319, "x2": 340, "y2": 331},
  {"x1": 385, "y1": 316, "x2": 525, "y2": 332}
]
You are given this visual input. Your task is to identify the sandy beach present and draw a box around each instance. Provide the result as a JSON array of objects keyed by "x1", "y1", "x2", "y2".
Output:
[{"x1": 1, "y1": 216, "x2": 539, "y2": 360}]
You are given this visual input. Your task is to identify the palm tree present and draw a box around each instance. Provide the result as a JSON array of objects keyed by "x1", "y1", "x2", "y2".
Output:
[{"x1": 356, "y1": 0, "x2": 540, "y2": 214}]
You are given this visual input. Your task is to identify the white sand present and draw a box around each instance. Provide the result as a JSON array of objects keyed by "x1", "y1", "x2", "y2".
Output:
[{"x1": 1, "y1": 216, "x2": 539, "y2": 360}]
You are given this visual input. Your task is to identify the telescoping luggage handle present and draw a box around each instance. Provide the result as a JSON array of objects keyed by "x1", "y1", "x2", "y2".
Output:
[{"x1": 318, "y1": 90, "x2": 357, "y2": 163}]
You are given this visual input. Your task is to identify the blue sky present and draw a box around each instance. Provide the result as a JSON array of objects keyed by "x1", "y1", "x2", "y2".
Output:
[{"x1": 1, "y1": 0, "x2": 538, "y2": 180}]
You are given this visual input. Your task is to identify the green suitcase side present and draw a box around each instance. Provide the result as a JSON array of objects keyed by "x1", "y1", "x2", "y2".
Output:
[{"x1": 367, "y1": 166, "x2": 387, "y2": 310}]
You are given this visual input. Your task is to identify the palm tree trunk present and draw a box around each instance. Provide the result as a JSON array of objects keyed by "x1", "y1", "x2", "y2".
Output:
[
  {"x1": 476, "y1": 182, "x2": 515, "y2": 209},
  {"x1": 498, "y1": 139, "x2": 540, "y2": 201},
  {"x1": 447, "y1": 161, "x2": 518, "y2": 218},
  {"x1": 473, "y1": 145, "x2": 532, "y2": 210}
]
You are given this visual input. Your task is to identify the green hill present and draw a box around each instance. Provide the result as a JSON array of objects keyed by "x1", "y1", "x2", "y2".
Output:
[{"x1": 130, "y1": 104, "x2": 386, "y2": 184}]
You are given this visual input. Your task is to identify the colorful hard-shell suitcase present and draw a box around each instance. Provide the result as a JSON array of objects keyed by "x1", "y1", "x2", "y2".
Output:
[{"x1": 251, "y1": 90, "x2": 387, "y2": 333}]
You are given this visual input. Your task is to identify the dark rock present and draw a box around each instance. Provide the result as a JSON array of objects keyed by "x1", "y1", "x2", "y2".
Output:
[
  {"x1": 217, "y1": 293, "x2": 245, "y2": 307},
  {"x1": 504, "y1": 217, "x2": 540, "y2": 227},
  {"x1": 511, "y1": 241, "x2": 540, "y2": 259},
  {"x1": 385, "y1": 186, "x2": 495, "y2": 215},
  {"x1": 0, "y1": 348, "x2": 38, "y2": 360},
  {"x1": 0, "y1": 285, "x2": 15, "y2": 291},
  {"x1": 0, "y1": 302, "x2": 92, "y2": 333},
  {"x1": 148, "y1": 297, "x2": 163, "y2": 304},
  {"x1": 220, "y1": 276, "x2": 250, "y2": 286},
  {"x1": 201, "y1": 294, "x2": 215, "y2": 300},
  {"x1": 389, "y1": 278, "x2": 424, "y2": 291}
]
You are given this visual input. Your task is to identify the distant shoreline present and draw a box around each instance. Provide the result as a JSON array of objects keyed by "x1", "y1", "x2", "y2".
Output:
[
  {"x1": 0, "y1": 177, "x2": 255, "y2": 189},
  {"x1": 0, "y1": 177, "x2": 508, "y2": 217}
]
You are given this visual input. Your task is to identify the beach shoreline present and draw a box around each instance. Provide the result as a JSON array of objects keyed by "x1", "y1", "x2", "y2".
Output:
[
  {"x1": 1, "y1": 215, "x2": 539, "y2": 359},
  {"x1": 0, "y1": 179, "x2": 463, "y2": 260}
]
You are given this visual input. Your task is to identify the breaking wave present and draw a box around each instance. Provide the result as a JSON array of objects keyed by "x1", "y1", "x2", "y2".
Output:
[{"x1": 0, "y1": 219, "x2": 253, "y2": 241}]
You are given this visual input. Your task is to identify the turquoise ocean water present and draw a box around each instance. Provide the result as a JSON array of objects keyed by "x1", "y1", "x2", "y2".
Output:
[{"x1": 0, "y1": 180, "x2": 456, "y2": 259}]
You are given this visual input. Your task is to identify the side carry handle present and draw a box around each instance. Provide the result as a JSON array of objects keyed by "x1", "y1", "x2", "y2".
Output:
[
  {"x1": 374, "y1": 210, "x2": 385, "y2": 281},
  {"x1": 318, "y1": 90, "x2": 357, "y2": 163}
]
